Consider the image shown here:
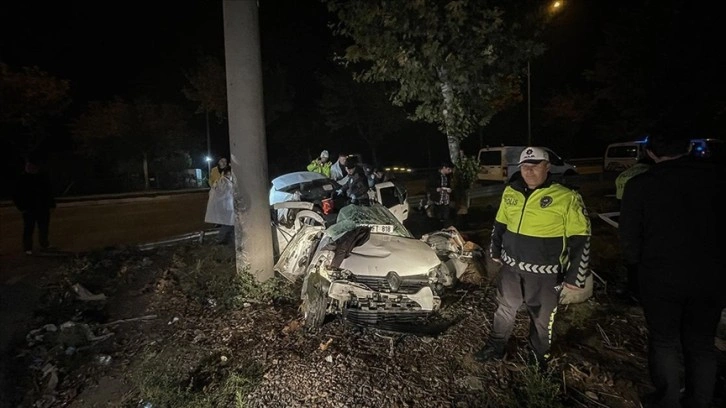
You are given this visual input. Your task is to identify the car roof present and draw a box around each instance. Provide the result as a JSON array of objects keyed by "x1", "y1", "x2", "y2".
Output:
[{"x1": 270, "y1": 171, "x2": 328, "y2": 190}]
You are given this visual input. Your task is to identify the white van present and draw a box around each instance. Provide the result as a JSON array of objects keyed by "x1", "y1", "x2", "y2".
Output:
[
  {"x1": 603, "y1": 141, "x2": 646, "y2": 172},
  {"x1": 476, "y1": 146, "x2": 578, "y2": 183}
]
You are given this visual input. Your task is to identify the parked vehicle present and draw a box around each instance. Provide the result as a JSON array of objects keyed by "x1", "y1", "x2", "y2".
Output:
[
  {"x1": 476, "y1": 146, "x2": 578, "y2": 182},
  {"x1": 605, "y1": 138, "x2": 724, "y2": 172},
  {"x1": 603, "y1": 140, "x2": 647, "y2": 172},
  {"x1": 689, "y1": 138, "x2": 724, "y2": 161},
  {"x1": 272, "y1": 202, "x2": 473, "y2": 329}
]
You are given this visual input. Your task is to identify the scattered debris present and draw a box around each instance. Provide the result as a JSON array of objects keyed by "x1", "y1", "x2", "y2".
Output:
[{"x1": 319, "y1": 338, "x2": 333, "y2": 351}]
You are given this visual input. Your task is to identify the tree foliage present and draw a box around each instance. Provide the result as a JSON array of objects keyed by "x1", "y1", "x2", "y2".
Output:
[
  {"x1": 318, "y1": 66, "x2": 409, "y2": 165},
  {"x1": 72, "y1": 98, "x2": 192, "y2": 189},
  {"x1": 0, "y1": 63, "x2": 71, "y2": 153},
  {"x1": 323, "y1": 0, "x2": 546, "y2": 162},
  {"x1": 182, "y1": 56, "x2": 228, "y2": 122}
]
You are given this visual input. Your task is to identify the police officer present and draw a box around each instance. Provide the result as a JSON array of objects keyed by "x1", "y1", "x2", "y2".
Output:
[{"x1": 475, "y1": 147, "x2": 592, "y2": 368}]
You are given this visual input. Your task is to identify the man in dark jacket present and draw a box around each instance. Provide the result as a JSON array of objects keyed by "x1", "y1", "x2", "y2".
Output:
[
  {"x1": 426, "y1": 162, "x2": 454, "y2": 227},
  {"x1": 338, "y1": 157, "x2": 370, "y2": 205},
  {"x1": 619, "y1": 129, "x2": 725, "y2": 408},
  {"x1": 12, "y1": 157, "x2": 56, "y2": 255}
]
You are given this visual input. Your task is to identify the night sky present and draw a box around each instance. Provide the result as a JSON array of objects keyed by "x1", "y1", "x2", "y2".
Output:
[
  {"x1": 0, "y1": 1, "x2": 334, "y2": 165},
  {"x1": 2, "y1": 1, "x2": 721, "y2": 175}
]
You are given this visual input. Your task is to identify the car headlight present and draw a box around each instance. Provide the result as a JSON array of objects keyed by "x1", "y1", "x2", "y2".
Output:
[
  {"x1": 428, "y1": 264, "x2": 442, "y2": 283},
  {"x1": 386, "y1": 271, "x2": 402, "y2": 292}
]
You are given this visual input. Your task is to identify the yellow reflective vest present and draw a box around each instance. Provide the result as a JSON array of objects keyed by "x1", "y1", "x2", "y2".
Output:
[{"x1": 490, "y1": 179, "x2": 592, "y2": 287}]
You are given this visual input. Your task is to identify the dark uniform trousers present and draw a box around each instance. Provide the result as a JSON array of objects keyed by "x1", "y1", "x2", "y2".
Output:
[
  {"x1": 23, "y1": 209, "x2": 50, "y2": 251},
  {"x1": 640, "y1": 287, "x2": 722, "y2": 408},
  {"x1": 489, "y1": 264, "x2": 559, "y2": 360}
]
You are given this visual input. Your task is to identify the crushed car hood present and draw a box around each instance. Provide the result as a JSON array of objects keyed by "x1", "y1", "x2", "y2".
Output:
[{"x1": 340, "y1": 234, "x2": 440, "y2": 277}]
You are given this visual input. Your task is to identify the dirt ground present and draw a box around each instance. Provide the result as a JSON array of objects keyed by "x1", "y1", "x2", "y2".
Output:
[{"x1": 1, "y1": 181, "x2": 725, "y2": 408}]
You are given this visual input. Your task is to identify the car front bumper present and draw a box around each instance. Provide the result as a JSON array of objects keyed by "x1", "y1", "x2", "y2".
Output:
[{"x1": 327, "y1": 280, "x2": 440, "y2": 311}]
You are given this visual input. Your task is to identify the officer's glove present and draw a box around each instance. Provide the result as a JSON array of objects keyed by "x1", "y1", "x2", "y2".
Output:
[{"x1": 559, "y1": 283, "x2": 587, "y2": 305}]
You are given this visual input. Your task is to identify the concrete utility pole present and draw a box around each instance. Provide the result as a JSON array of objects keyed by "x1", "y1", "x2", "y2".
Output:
[{"x1": 223, "y1": 0, "x2": 274, "y2": 281}]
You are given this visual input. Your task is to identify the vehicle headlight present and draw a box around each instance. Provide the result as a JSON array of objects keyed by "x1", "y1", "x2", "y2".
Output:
[
  {"x1": 428, "y1": 264, "x2": 442, "y2": 283},
  {"x1": 386, "y1": 271, "x2": 402, "y2": 292}
]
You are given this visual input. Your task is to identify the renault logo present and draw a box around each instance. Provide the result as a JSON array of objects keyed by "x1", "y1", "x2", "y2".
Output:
[{"x1": 386, "y1": 271, "x2": 402, "y2": 292}]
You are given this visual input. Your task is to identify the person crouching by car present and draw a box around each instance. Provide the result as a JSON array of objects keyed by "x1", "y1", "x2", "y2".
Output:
[{"x1": 337, "y1": 157, "x2": 370, "y2": 205}]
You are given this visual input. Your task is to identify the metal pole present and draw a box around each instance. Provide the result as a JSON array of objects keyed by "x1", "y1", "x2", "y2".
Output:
[
  {"x1": 206, "y1": 110, "x2": 211, "y2": 175},
  {"x1": 527, "y1": 60, "x2": 532, "y2": 146}
]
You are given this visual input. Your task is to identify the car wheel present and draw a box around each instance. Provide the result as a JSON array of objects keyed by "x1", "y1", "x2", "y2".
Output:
[{"x1": 301, "y1": 272, "x2": 327, "y2": 329}]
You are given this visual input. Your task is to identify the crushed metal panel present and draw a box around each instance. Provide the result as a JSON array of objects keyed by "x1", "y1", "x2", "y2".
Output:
[{"x1": 273, "y1": 225, "x2": 324, "y2": 282}]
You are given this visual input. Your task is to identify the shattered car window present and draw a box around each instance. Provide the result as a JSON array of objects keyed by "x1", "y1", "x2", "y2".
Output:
[{"x1": 326, "y1": 203, "x2": 413, "y2": 240}]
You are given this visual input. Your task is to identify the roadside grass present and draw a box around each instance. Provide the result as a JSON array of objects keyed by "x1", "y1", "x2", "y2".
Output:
[
  {"x1": 169, "y1": 243, "x2": 298, "y2": 310},
  {"x1": 130, "y1": 345, "x2": 264, "y2": 408},
  {"x1": 506, "y1": 357, "x2": 565, "y2": 408}
]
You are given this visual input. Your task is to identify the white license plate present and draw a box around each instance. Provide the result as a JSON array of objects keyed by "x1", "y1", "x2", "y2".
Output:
[{"x1": 363, "y1": 224, "x2": 394, "y2": 234}]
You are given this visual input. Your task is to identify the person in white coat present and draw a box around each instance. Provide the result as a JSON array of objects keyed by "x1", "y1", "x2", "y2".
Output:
[{"x1": 204, "y1": 167, "x2": 235, "y2": 244}]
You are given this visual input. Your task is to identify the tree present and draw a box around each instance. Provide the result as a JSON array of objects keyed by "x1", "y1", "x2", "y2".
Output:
[
  {"x1": 0, "y1": 63, "x2": 71, "y2": 154},
  {"x1": 318, "y1": 67, "x2": 408, "y2": 165},
  {"x1": 72, "y1": 98, "x2": 192, "y2": 190},
  {"x1": 323, "y1": 0, "x2": 546, "y2": 163},
  {"x1": 182, "y1": 55, "x2": 228, "y2": 122}
]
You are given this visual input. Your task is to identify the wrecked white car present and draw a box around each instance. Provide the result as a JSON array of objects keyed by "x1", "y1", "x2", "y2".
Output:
[
  {"x1": 269, "y1": 171, "x2": 408, "y2": 222},
  {"x1": 273, "y1": 202, "x2": 475, "y2": 329},
  {"x1": 269, "y1": 171, "x2": 409, "y2": 258}
]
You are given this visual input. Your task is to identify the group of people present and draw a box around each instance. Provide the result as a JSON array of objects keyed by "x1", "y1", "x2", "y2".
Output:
[
  {"x1": 473, "y1": 134, "x2": 723, "y2": 408},
  {"x1": 14, "y1": 142, "x2": 716, "y2": 407},
  {"x1": 306, "y1": 149, "x2": 396, "y2": 207}
]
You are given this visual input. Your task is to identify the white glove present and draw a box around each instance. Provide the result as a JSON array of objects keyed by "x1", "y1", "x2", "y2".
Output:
[{"x1": 559, "y1": 283, "x2": 588, "y2": 305}]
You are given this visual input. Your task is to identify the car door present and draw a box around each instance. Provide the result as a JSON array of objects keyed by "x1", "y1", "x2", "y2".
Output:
[
  {"x1": 273, "y1": 224, "x2": 325, "y2": 282},
  {"x1": 374, "y1": 181, "x2": 409, "y2": 223}
]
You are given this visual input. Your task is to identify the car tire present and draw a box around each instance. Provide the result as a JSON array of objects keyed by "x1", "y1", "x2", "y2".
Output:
[{"x1": 301, "y1": 272, "x2": 327, "y2": 329}]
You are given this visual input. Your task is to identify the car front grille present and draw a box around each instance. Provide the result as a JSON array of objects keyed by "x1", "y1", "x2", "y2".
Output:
[
  {"x1": 344, "y1": 309, "x2": 431, "y2": 326},
  {"x1": 350, "y1": 274, "x2": 429, "y2": 294}
]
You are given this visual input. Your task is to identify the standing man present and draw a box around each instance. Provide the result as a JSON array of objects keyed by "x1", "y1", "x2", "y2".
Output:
[
  {"x1": 330, "y1": 152, "x2": 348, "y2": 182},
  {"x1": 619, "y1": 129, "x2": 725, "y2": 408},
  {"x1": 12, "y1": 155, "x2": 56, "y2": 255},
  {"x1": 209, "y1": 157, "x2": 229, "y2": 187},
  {"x1": 475, "y1": 147, "x2": 591, "y2": 369},
  {"x1": 426, "y1": 162, "x2": 454, "y2": 227},
  {"x1": 306, "y1": 150, "x2": 332, "y2": 178}
]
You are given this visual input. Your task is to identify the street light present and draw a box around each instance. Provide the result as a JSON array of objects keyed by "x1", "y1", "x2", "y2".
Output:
[{"x1": 205, "y1": 110, "x2": 212, "y2": 177}]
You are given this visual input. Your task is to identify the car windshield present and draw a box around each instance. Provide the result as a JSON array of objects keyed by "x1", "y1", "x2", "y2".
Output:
[{"x1": 325, "y1": 203, "x2": 413, "y2": 239}]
